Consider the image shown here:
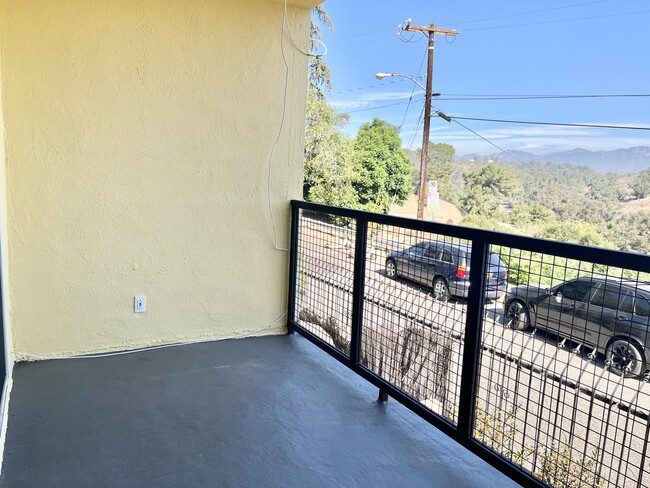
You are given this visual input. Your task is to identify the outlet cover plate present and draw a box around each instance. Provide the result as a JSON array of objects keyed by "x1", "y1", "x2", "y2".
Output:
[{"x1": 135, "y1": 295, "x2": 146, "y2": 313}]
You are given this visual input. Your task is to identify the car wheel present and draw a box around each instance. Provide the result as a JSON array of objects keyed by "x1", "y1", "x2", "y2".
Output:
[
  {"x1": 432, "y1": 277, "x2": 450, "y2": 302},
  {"x1": 606, "y1": 339, "x2": 645, "y2": 377},
  {"x1": 505, "y1": 299, "x2": 530, "y2": 331},
  {"x1": 385, "y1": 259, "x2": 397, "y2": 278}
]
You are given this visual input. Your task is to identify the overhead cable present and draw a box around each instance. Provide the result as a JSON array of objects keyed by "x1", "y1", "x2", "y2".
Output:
[
  {"x1": 445, "y1": 117, "x2": 528, "y2": 164},
  {"x1": 447, "y1": 0, "x2": 612, "y2": 27},
  {"x1": 462, "y1": 8, "x2": 650, "y2": 32},
  {"x1": 438, "y1": 115, "x2": 650, "y2": 131},
  {"x1": 436, "y1": 94, "x2": 650, "y2": 101}
]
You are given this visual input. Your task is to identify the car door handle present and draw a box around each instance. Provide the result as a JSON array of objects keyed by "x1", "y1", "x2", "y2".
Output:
[{"x1": 617, "y1": 315, "x2": 629, "y2": 320}]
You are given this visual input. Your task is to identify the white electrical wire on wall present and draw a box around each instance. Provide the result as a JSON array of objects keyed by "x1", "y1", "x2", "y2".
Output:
[{"x1": 267, "y1": 0, "x2": 326, "y2": 253}]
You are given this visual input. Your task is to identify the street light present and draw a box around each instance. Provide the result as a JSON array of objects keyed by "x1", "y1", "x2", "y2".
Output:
[
  {"x1": 374, "y1": 72, "x2": 427, "y2": 93},
  {"x1": 375, "y1": 72, "x2": 441, "y2": 220}
]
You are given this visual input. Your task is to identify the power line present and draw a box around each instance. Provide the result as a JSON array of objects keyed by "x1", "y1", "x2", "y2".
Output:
[
  {"x1": 407, "y1": 106, "x2": 425, "y2": 149},
  {"x1": 328, "y1": 33, "x2": 395, "y2": 52},
  {"x1": 324, "y1": 1, "x2": 613, "y2": 49},
  {"x1": 333, "y1": 79, "x2": 650, "y2": 99},
  {"x1": 439, "y1": 115, "x2": 650, "y2": 131},
  {"x1": 447, "y1": 0, "x2": 612, "y2": 27},
  {"x1": 462, "y1": 8, "x2": 650, "y2": 32},
  {"x1": 345, "y1": 100, "x2": 419, "y2": 114},
  {"x1": 332, "y1": 76, "x2": 423, "y2": 94},
  {"x1": 325, "y1": 27, "x2": 392, "y2": 44},
  {"x1": 450, "y1": 119, "x2": 527, "y2": 164},
  {"x1": 436, "y1": 94, "x2": 650, "y2": 101},
  {"x1": 399, "y1": 49, "x2": 428, "y2": 129}
]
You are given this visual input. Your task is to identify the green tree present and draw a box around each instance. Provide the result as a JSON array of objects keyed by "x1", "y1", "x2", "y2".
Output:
[
  {"x1": 612, "y1": 211, "x2": 650, "y2": 254},
  {"x1": 632, "y1": 168, "x2": 650, "y2": 199},
  {"x1": 303, "y1": 90, "x2": 356, "y2": 208},
  {"x1": 538, "y1": 221, "x2": 614, "y2": 249},
  {"x1": 462, "y1": 163, "x2": 518, "y2": 215},
  {"x1": 426, "y1": 143, "x2": 457, "y2": 200},
  {"x1": 308, "y1": 6, "x2": 333, "y2": 98},
  {"x1": 351, "y1": 118, "x2": 412, "y2": 213},
  {"x1": 408, "y1": 143, "x2": 459, "y2": 200},
  {"x1": 509, "y1": 203, "x2": 555, "y2": 227}
]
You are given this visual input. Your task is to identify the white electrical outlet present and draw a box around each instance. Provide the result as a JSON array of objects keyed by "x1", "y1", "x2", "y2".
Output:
[{"x1": 135, "y1": 295, "x2": 146, "y2": 313}]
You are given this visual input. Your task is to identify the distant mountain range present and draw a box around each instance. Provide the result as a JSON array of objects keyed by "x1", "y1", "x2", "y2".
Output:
[{"x1": 460, "y1": 146, "x2": 650, "y2": 173}]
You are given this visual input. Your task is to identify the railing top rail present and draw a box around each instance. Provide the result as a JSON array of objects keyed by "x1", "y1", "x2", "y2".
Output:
[{"x1": 292, "y1": 199, "x2": 650, "y2": 273}]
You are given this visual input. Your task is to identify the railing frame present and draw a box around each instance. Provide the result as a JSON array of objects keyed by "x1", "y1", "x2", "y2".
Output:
[{"x1": 287, "y1": 199, "x2": 650, "y2": 488}]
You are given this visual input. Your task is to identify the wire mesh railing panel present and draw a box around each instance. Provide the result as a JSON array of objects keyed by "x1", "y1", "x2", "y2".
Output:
[
  {"x1": 474, "y1": 245, "x2": 650, "y2": 487},
  {"x1": 293, "y1": 210, "x2": 355, "y2": 357},
  {"x1": 360, "y1": 225, "x2": 477, "y2": 424},
  {"x1": 289, "y1": 200, "x2": 650, "y2": 488}
]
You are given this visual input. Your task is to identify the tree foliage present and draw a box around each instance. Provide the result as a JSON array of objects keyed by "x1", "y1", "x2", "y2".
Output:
[
  {"x1": 509, "y1": 203, "x2": 556, "y2": 227},
  {"x1": 538, "y1": 221, "x2": 614, "y2": 249},
  {"x1": 303, "y1": 89, "x2": 356, "y2": 208},
  {"x1": 350, "y1": 119, "x2": 412, "y2": 213},
  {"x1": 612, "y1": 211, "x2": 650, "y2": 254},
  {"x1": 308, "y1": 6, "x2": 333, "y2": 98},
  {"x1": 462, "y1": 163, "x2": 518, "y2": 215},
  {"x1": 426, "y1": 143, "x2": 459, "y2": 201},
  {"x1": 632, "y1": 168, "x2": 650, "y2": 199}
]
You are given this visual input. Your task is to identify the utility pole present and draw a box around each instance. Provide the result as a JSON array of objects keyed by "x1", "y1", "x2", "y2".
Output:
[{"x1": 403, "y1": 22, "x2": 459, "y2": 220}]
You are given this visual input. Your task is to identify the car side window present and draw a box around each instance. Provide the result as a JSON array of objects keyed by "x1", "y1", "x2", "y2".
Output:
[
  {"x1": 590, "y1": 286, "x2": 621, "y2": 310},
  {"x1": 423, "y1": 246, "x2": 438, "y2": 259},
  {"x1": 557, "y1": 280, "x2": 593, "y2": 302},
  {"x1": 409, "y1": 245, "x2": 426, "y2": 256},
  {"x1": 635, "y1": 296, "x2": 650, "y2": 317},
  {"x1": 440, "y1": 250, "x2": 453, "y2": 263},
  {"x1": 618, "y1": 292, "x2": 635, "y2": 314}
]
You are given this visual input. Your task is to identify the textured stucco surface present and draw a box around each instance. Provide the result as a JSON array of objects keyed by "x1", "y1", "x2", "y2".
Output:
[{"x1": 0, "y1": 0, "x2": 313, "y2": 357}]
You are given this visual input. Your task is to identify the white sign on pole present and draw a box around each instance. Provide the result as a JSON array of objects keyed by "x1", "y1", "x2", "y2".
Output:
[{"x1": 427, "y1": 192, "x2": 439, "y2": 209}]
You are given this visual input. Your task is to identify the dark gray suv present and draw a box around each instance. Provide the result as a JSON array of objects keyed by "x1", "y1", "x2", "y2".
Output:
[
  {"x1": 385, "y1": 241, "x2": 508, "y2": 301},
  {"x1": 505, "y1": 277, "x2": 650, "y2": 378}
]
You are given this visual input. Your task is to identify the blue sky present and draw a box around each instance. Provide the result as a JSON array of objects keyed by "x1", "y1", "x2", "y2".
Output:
[{"x1": 318, "y1": 0, "x2": 650, "y2": 156}]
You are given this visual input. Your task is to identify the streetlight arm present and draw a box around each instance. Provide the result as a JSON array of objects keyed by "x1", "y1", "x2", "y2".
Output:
[{"x1": 375, "y1": 72, "x2": 426, "y2": 92}]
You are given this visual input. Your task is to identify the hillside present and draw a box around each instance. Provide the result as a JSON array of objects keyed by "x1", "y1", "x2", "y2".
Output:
[
  {"x1": 390, "y1": 194, "x2": 464, "y2": 224},
  {"x1": 461, "y1": 146, "x2": 650, "y2": 174}
]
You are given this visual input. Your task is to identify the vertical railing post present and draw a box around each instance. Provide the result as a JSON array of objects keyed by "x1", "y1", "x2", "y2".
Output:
[
  {"x1": 349, "y1": 217, "x2": 368, "y2": 367},
  {"x1": 286, "y1": 202, "x2": 301, "y2": 334},
  {"x1": 457, "y1": 238, "x2": 489, "y2": 441}
]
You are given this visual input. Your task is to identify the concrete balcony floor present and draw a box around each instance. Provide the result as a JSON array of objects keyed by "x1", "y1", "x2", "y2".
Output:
[{"x1": 0, "y1": 335, "x2": 519, "y2": 487}]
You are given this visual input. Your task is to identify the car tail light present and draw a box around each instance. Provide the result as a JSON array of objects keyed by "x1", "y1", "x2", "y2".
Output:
[
  {"x1": 504, "y1": 269, "x2": 508, "y2": 279},
  {"x1": 457, "y1": 266, "x2": 467, "y2": 279}
]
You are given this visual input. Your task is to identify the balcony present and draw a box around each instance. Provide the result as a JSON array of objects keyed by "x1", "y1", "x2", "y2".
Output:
[
  {"x1": 2, "y1": 200, "x2": 650, "y2": 487},
  {"x1": 1, "y1": 335, "x2": 516, "y2": 487}
]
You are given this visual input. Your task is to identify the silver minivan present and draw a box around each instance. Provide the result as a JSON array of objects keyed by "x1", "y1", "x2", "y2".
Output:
[{"x1": 385, "y1": 241, "x2": 508, "y2": 301}]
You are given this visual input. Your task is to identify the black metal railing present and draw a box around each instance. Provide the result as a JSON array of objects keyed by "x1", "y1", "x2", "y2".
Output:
[{"x1": 287, "y1": 200, "x2": 650, "y2": 488}]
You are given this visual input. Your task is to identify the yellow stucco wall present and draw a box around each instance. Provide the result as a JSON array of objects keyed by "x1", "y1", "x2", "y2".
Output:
[{"x1": 0, "y1": 0, "x2": 315, "y2": 357}]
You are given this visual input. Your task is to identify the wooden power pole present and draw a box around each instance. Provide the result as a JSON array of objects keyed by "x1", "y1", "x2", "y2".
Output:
[{"x1": 403, "y1": 22, "x2": 459, "y2": 220}]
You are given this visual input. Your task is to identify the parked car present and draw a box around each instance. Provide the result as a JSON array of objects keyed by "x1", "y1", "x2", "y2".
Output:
[
  {"x1": 504, "y1": 277, "x2": 650, "y2": 378},
  {"x1": 385, "y1": 241, "x2": 508, "y2": 301}
]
